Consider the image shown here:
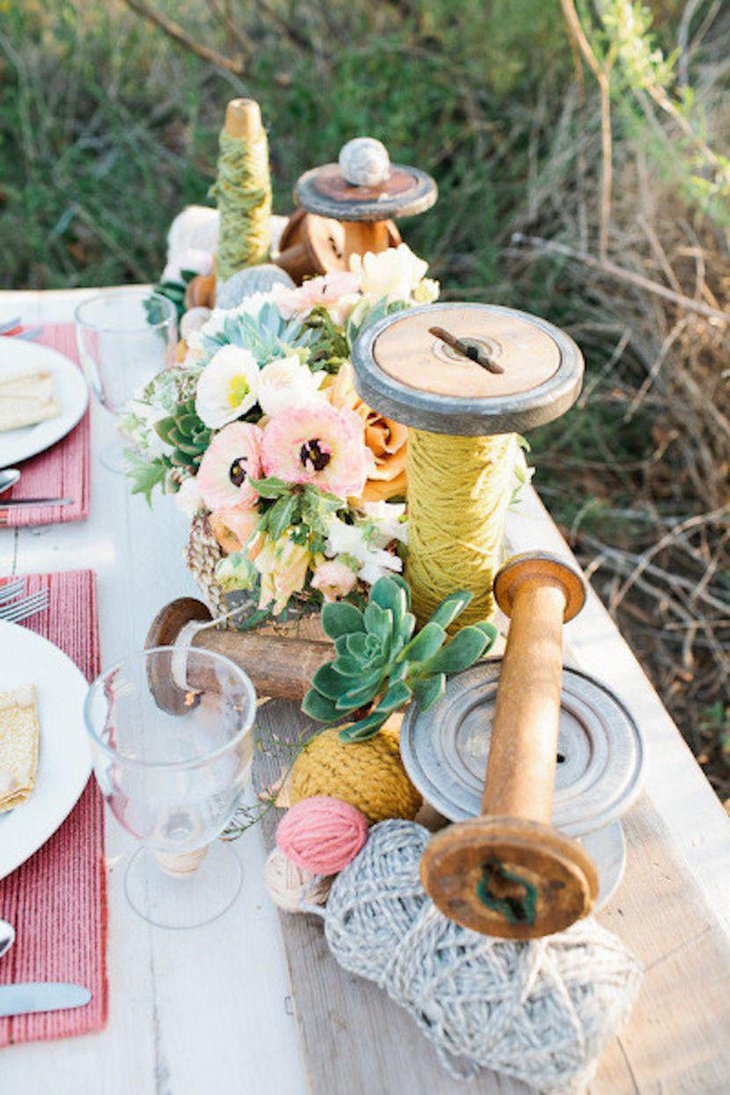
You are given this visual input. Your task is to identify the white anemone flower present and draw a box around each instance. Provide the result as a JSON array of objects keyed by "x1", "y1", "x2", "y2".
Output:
[
  {"x1": 360, "y1": 500, "x2": 408, "y2": 545},
  {"x1": 195, "y1": 345, "x2": 260, "y2": 429},
  {"x1": 349, "y1": 244, "x2": 429, "y2": 305},
  {"x1": 257, "y1": 356, "x2": 326, "y2": 417}
]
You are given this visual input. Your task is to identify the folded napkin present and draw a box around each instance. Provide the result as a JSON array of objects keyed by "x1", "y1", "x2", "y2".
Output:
[
  {"x1": 0, "y1": 367, "x2": 60, "y2": 432},
  {"x1": 0, "y1": 684, "x2": 40, "y2": 813}
]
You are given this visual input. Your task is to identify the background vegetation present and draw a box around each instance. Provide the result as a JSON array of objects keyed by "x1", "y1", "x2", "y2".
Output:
[{"x1": 1, "y1": 0, "x2": 728, "y2": 799}]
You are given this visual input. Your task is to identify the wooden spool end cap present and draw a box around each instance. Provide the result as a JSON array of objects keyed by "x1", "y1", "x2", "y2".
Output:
[
  {"x1": 224, "y1": 98, "x2": 263, "y2": 139},
  {"x1": 494, "y1": 552, "x2": 587, "y2": 623},
  {"x1": 420, "y1": 816, "x2": 598, "y2": 939},
  {"x1": 145, "y1": 598, "x2": 213, "y2": 715},
  {"x1": 351, "y1": 303, "x2": 584, "y2": 437},
  {"x1": 295, "y1": 162, "x2": 437, "y2": 222}
]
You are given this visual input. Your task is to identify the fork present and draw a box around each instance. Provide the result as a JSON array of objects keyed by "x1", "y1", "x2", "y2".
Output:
[
  {"x1": 0, "y1": 589, "x2": 49, "y2": 623},
  {"x1": 0, "y1": 579, "x2": 24, "y2": 605}
]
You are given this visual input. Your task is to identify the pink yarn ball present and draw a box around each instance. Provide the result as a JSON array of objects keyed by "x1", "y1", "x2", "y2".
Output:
[{"x1": 276, "y1": 795, "x2": 369, "y2": 875}]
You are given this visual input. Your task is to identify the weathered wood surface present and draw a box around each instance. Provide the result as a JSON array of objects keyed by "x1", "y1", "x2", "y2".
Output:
[
  {"x1": 1, "y1": 287, "x2": 728, "y2": 1095},
  {"x1": 251, "y1": 494, "x2": 730, "y2": 1095}
]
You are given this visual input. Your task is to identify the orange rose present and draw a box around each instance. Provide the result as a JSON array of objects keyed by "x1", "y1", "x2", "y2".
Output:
[{"x1": 329, "y1": 364, "x2": 407, "y2": 502}]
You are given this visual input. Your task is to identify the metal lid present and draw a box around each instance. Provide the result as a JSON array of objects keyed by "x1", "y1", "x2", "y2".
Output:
[
  {"x1": 295, "y1": 163, "x2": 437, "y2": 222},
  {"x1": 400, "y1": 662, "x2": 644, "y2": 836},
  {"x1": 351, "y1": 303, "x2": 584, "y2": 435}
]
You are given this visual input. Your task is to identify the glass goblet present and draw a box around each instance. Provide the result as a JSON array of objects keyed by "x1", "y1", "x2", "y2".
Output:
[
  {"x1": 75, "y1": 288, "x2": 177, "y2": 473},
  {"x1": 84, "y1": 647, "x2": 256, "y2": 929}
]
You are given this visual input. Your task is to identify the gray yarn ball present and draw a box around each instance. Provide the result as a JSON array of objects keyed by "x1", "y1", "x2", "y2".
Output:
[
  {"x1": 339, "y1": 137, "x2": 391, "y2": 187},
  {"x1": 215, "y1": 264, "x2": 295, "y2": 309},
  {"x1": 325, "y1": 820, "x2": 642, "y2": 1091}
]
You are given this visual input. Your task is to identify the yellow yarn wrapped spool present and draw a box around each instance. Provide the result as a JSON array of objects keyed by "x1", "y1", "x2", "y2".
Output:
[
  {"x1": 350, "y1": 303, "x2": 584, "y2": 627},
  {"x1": 407, "y1": 430, "x2": 517, "y2": 626},
  {"x1": 289, "y1": 720, "x2": 422, "y2": 823},
  {"x1": 211, "y1": 98, "x2": 272, "y2": 282}
]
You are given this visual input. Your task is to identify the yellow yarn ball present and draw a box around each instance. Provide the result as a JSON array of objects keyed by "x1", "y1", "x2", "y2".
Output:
[{"x1": 289, "y1": 721, "x2": 422, "y2": 824}]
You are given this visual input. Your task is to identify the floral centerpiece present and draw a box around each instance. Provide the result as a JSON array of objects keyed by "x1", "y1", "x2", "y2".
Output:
[{"x1": 123, "y1": 245, "x2": 439, "y2": 627}]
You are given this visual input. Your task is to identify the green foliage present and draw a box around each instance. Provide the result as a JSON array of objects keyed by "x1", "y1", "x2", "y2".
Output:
[
  {"x1": 301, "y1": 577, "x2": 497, "y2": 740},
  {"x1": 249, "y1": 478, "x2": 342, "y2": 552},
  {"x1": 154, "y1": 398, "x2": 211, "y2": 472},
  {"x1": 125, "y1": 450, "x2": 167, "y2": 505}
]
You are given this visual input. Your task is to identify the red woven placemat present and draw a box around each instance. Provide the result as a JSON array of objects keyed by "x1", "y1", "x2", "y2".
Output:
[
  {"x1": 0, "y1": 569, "x2": 107, "y2": 1045},
  {"x1": 0, "y1": 325, "x2": 90, "y2": 528}
]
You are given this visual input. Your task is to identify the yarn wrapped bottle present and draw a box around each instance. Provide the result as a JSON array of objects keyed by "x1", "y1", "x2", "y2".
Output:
[{"x1": 211, "y1": 98, "x2": 272, "y2": 283}]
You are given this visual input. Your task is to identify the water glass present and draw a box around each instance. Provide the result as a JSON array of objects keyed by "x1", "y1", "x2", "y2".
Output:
[
  {"x1": 85, "y1": 647, "x2": 256, "y2": 929},
  {"x1": 75, "y1": 288, "x2": 177, "y2": 472}
]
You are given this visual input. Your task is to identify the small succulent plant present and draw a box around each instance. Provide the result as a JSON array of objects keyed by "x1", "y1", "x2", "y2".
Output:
[
  {"x1": 154, "y1": 398, "x2": 212, "y2": 472},
  {"x1": 302, "y1": 575, "x2": 497, "y2": 741}
]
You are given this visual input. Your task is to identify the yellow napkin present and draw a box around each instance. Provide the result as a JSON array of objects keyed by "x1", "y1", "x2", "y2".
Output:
[
  {"x1": 0, "y1": 684, "x2": 40, "y2": 812},
  {"x1": 0, "y1": 366, "x2": 60, "y2": 432}
]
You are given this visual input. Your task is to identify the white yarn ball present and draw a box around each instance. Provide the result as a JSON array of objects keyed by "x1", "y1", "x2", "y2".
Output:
[
  {"x1": 339, "y1": 138, "x2": 391, "y2": 187},
  {"x1": 264, "y1": 847, "x2": 331, "y2": 913},
  {"x1": 325, "y1": 820, "x2": 642, "y2": 1090},
  {"x1": 179, "y1": 307, "x2": 212, "y2": 341},
  {"x1": 167, "y1": 205, "x2": 220, "y2": 263}
]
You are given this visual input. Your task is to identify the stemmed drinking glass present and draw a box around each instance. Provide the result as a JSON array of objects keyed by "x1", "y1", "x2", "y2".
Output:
[
  {"x1": 75, "y1": 288, "x2": 177, "y2": 473},
  {"x1": 85, "y1": 647, "x2": 256, "y2": 929}
]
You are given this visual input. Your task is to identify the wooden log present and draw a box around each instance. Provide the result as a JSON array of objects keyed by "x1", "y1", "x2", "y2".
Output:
[{"x1": 146, "y1": 597, "x2": 332, "y2": 712}]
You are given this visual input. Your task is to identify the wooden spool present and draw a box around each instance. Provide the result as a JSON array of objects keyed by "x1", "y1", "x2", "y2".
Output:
[
  {"x1": 275, "y1": 157, "x2": 436, "y2": 282},
  {"x1": 146, "y1": 598, "x2": 332, "y2": 714},
  {"x1": 419, "y1": 552, "x2": 600, "y2": 939},
  {"x1": 351, "y1": 303, "x2": 584, "y2": 625},
  {"x1": 276, "y1": 208, "x2": 402, "y2": 284}
]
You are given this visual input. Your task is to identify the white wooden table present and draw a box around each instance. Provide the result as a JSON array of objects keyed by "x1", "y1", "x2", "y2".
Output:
[{"x1": 1, "y1": 287, "x2": 729, "y2": 1095}]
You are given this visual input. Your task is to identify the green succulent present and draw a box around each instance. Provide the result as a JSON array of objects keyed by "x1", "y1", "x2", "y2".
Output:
[
  {"x1": 154, "y1": 398, "x2": 212, "y2": 472},
  {"x1": 302, "y1": 576, "x2": 497, "y2": 741}
]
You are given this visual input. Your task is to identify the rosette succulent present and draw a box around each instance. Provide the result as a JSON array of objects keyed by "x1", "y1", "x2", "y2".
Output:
[
  {"x1": 154, "y1": 398, "x2": 212, "y2": 472},
  {"x1": 302, "y1": 576, "x2": 497, "y2": 741}
]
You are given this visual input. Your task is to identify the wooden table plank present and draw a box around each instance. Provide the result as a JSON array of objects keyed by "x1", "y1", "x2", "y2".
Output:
[{"x1": 1, "y1": 287, "x2": 728, "y2": 1094}]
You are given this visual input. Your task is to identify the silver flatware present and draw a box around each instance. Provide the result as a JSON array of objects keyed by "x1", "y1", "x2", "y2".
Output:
[
  {"x1": 12, "y1": 328, "x2": 43, "y2": 342},
  {"x1": 0, "y1": 589, "x2": 49, "y2": 623},
  {"x1": 0, "y1": 469, "x2": 21, "y2": 495},
  {"x1": 0, "y1": 498, "x2": 72, "y2": 509},
  {"x1": 0, "y1": 982, "x2": 91, "y2": 1018},
  {"x1": 0, "y1": 579, "x2": 24, "y2": 605},
  {"x1": 0, "y1": 316, "x2": 21, "y2": 335},
  {"x1": 0, "y1": 920, "x2": 14, "y2": 959}
]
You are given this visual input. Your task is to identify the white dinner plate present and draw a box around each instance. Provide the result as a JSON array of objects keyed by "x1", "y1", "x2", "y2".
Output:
[
  {"x1": 0, "y1": 337, "x2": 89, "y2": 467},
  {"x1": 0, "y1": 620, "x2": 91, "y2": 880}
]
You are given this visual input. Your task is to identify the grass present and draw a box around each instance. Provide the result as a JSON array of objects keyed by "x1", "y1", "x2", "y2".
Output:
[{"x1": 1, "y1": 0, "x2": 728, "y2": 799}]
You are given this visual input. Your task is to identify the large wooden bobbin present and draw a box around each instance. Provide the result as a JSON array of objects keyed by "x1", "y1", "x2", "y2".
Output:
[
  {"x1": 351, "y1": 302, "x2": 584, "y2": 627},
  {"x1": 276, "y1": 145, "x2": 437, "y2": 282},
  {"x1": 419, "y1": 552, "x2": 599, "y2": 939},
  {"x1": 146, "y1": 598, "x2": 333, "y2": 714}
]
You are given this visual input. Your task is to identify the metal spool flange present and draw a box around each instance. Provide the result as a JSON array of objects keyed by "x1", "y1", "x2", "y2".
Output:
[{"x1": 402, "y1": 662, "x2": 644, "y2": 836}]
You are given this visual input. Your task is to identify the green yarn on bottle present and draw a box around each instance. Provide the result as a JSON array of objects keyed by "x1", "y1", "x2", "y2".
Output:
[{"x1": 211, "y1": 128, "x2": 272, "y2": 282}]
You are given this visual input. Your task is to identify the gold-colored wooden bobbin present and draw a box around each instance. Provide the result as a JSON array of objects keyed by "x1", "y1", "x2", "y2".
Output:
[{"x1": 420, "y1": 551, "x2": 598, "y2": 939}]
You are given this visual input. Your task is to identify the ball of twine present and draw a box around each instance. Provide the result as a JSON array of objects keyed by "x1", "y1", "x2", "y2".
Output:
[
  {"x1": 289, "y1": 723, "x2": 422, "y2": 824},
  {"x1": 264, "y1": 847, "x2": 332, "y2": 913},
  {"x1": 324, "y1": 820, "x2": 643, "y2": 1091},
  {"x1": 339, "y1": 137, "x2": 391, "y2": 187},
  {"x1": 276, "y1": 795, "x2": 369, "y2": 875}
]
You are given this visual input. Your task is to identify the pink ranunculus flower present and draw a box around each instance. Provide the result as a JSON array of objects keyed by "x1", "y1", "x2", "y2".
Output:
[
  {"x1": 261, "y1": 403, "x2": 372, "y2": 500},
  {"x1": 274, "y1": 272, "x2": 360, "y2": 326},
  {"x1": 196, "y1": 422, "x2": 263, "y2": 512},
  {"x1": 209, "y1": 504, "x2": 260, "y2": 555},
  {"x1": 311, "y1": 558, "x2": 358, "y2": 602}
]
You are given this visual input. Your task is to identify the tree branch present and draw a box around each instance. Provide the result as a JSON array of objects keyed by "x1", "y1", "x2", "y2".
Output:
[{"x1": 120, "y1": 0, "x2": 245, "y2": 75}]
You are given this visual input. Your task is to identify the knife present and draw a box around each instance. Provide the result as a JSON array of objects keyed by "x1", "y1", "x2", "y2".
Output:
[
  {"x1": 0, "y1": 498, "x2": 73, "y2": 509},
  {"x1": 0, "y1": 982, "x2": 91, "y2": 1017}
]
